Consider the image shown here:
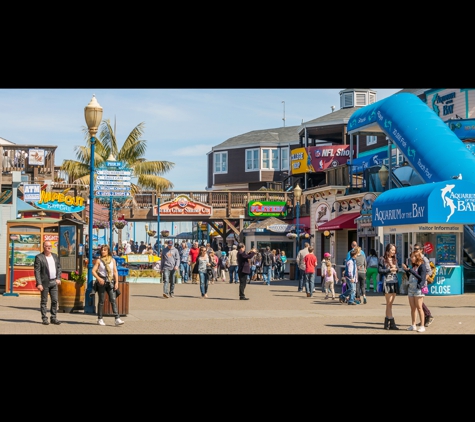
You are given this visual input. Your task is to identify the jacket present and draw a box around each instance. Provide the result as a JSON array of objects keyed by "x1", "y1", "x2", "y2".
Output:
[
  {"x1": 34, "y1": 252, "x2": 62, "y2": 287},
  {"x1": 160, "y1": 246, "x2": 180, "y2": 271},
  {"x1": 237, "y1": 250, "x2": 256, "y2": 275},
  {"x1": 405, "y1": 262, "x2": 428, "y2": 289},
  {"x1": 378, "y1": 256, "x2": 398, "y2": 283},
  {"x1": 296, "y1": 247, "x2": 309, "y2": 271}
]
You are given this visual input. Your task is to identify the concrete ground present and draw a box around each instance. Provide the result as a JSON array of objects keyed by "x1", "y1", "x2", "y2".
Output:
[{"x1": 1, "y1": 278, "x2": 474, "y2": 334}]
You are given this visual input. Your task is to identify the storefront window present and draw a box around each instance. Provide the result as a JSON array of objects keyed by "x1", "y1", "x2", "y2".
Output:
[{"x1": 252, "y1": 241, "x2": 294, "y2": 258}]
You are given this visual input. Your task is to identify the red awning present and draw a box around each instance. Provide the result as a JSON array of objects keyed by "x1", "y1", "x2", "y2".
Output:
[{"x1": 317, "y1": 212, "x2": 360, "y2": 231}]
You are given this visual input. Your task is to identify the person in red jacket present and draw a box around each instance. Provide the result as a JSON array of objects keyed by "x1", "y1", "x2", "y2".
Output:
[
  {"x1": 303, "y1": 246, "x2": 318, "y2": 298},
  {"x1": 188, "y1": 241, "x2": 200, "y2": 284}
]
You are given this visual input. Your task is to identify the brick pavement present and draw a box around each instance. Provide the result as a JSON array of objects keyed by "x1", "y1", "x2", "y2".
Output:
[{"x1": 1, "y1": 278, "x2": 474, "y2": 334}]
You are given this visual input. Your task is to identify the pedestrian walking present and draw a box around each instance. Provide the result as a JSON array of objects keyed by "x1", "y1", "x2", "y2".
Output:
[
  {"x1": 303, "y1": 246, "x2": 318, "y2": 297},
  {"x1": 160, "y1": 240, "x2": 180, "y2": 298},
  {"x1": 91, "y1": 245, "x2": 125, "y2": 326}
]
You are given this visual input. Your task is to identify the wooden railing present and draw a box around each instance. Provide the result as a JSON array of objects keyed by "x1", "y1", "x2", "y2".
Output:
[{"x1": 134, "y1": 191, "x2": 293, "y2": 210}]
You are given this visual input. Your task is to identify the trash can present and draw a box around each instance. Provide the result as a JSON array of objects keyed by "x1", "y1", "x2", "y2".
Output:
[{"x1": 289, "y1": 262, "x2": 296, "y2": 280}]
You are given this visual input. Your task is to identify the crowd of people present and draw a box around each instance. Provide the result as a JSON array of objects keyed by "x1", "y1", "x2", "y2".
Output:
[{"x1": 38, "y1": 236, "x2": 435, "y2": 331}]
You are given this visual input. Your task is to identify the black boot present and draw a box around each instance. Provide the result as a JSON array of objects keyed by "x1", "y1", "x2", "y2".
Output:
[
  {"x1": 388, "y1": 317, "x2": 399, "y2": 330},
  {"x1": 384, "y1": 317, "x2": 389, "y2": 330}
]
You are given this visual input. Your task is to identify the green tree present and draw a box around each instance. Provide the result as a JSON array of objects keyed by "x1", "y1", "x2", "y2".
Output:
[{"x1": 60, "y1": 119, "x2": 174, "y2": 203}]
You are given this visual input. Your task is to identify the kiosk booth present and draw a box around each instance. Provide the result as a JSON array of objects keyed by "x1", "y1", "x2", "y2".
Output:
[
  {"x1": 372, "y1": 179, "x2": 475, "y2": 296},
  {"x1": 5, "y1": 211, "x2": 85, "y2": 296}
]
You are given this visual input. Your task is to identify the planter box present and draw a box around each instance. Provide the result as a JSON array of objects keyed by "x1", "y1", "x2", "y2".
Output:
[{"x1": 129, "y1": 276, "x2": 161, "y2": 284}]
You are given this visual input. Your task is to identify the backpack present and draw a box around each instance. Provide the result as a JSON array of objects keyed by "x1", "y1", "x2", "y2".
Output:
[
  {"x1": 368, "y1": 255, "x2": 378, "y2": 268},
  {"x1": 263, "y1": 252, "x2": 272, "y2": 266}
]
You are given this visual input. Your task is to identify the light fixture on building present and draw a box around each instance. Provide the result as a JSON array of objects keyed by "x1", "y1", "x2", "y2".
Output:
[
  {"x1": 323, "y1": 230, "x2": 334, "y2": 239},
  {"x1": 378, "y1": 164, "x2": 389, "y2": 187}
]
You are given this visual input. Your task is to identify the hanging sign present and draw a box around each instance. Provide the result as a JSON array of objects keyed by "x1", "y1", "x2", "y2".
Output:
[
  {"x1": 153, "y1": 195, "x2": 212, "y2": 217},
  {"x1": 35, "y1": 191, "x2": 85, "y2": 213}
]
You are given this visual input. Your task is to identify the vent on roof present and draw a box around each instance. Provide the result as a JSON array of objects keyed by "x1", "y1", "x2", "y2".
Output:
[{"x1": 339, "y1": 89, "x2": 377, "y2": 109}]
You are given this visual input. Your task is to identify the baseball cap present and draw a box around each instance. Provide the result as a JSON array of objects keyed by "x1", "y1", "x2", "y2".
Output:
[
  {"x1": 221, "y1": 251, "x2": 226, "y2": 255},
  {"x1": 167, "y1": 240, "x2": 173, "y2": 245},
  {"x1": 324, "y1": 252, "x2": 331, "y2": 258}
]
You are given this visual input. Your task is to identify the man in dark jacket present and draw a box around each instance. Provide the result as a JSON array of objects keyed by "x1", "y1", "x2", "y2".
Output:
[
  {"x1": 237, "y1": 243, "x2": 256, "y2": 300},
  {"x1": 34, "y1": 241, "x2": 62, "y2": 325}
]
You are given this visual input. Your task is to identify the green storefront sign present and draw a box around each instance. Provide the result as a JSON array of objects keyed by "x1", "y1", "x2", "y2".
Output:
[{"x1": 248, "y1": 201, "x2": 287, "y2": 217}]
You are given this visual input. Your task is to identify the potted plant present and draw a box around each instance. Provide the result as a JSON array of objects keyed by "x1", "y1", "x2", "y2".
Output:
[
  {"x1": 114, "y1": 219, "x2": 127, "y2": 230},
  {"x1": 93, "y1": 220, "x2": 109, "y2": 229},
  {"x1": 160, "y1": 230, "x2": 170, "y2": 237},
  {"x1": 58, "y1": 269, "x2": 87, "y2": 312},
  {"x1": 286, "y1": 232, "x2": 297, "y2": 239}
]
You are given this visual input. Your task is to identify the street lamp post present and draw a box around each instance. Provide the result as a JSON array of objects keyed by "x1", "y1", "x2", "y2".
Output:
[
  {"x1": 157, "y1": 193, "x2": 161, "y2": 254},
  {"x1": 294, "y1": 183, "x2": 302, "y2": 280},
  {"x1": 84, "y1": 95, "x2": 103, "y2": 313}
]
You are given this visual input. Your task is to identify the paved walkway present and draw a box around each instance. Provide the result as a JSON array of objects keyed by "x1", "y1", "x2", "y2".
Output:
[{"x1": 1, "y1": 278, "x2": 474, "y2": 334}]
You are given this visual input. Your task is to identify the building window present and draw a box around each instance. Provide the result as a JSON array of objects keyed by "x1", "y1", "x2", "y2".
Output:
[
  {"x1": 262, "y1": 148, "x2": 279, "y2": 170},
  {"x1": 281, "y1": 147, "x2": 289, "y2": 170},
  {"x1": 214, "y1": 152, "x2": 227, "y2": 174},
  {"x1": 246, "y1": 149, "x2": 259, "y2": 171},
  {"x1": 366, "y1": 135, "x2": 377, "y2": 146}
]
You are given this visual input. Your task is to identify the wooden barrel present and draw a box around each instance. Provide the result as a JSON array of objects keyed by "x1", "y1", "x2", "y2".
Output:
[
  {"x1": 102, "y1": 281, "x2": 129, "y2": 316},
  {"x1": 58, "y1": 281, "x2": 85, "y2": 312}
]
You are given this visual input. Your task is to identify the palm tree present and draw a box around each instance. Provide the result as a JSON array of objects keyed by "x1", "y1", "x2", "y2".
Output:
[{"x1": 61, "y1": 119, "x2": 175, "y2": 205}]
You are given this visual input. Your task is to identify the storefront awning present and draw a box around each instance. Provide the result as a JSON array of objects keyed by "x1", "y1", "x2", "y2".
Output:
[
  {"x1": 372, "y1": 179, "x2": 475, "y2": 226},
  {"x1": 317, "y1": 212, "x2": 360, "y2": 231}
]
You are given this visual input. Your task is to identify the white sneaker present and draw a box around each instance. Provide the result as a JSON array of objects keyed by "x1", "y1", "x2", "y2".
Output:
[
  {"x1": 115, "y1": 318, "x2": 125, "y2": 326},
  {"x1": 417, "y1": 326, "x2": 426, "y2": 332},
  {"x1": 406, "y1": 325, "x2": 417, "y2": 331},
  {"x1": 97, "y1": 319, "x2": 106, "y2": 326}
]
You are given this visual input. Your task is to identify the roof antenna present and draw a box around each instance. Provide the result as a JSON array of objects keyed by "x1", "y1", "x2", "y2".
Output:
[{"x1": 282, "y1": 101, "x2": 285, "y2": 127}]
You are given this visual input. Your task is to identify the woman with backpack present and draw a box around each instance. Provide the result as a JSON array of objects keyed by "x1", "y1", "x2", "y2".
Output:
[{"x1": 366, "y1": 248, "x2": 379, "y2": 292}]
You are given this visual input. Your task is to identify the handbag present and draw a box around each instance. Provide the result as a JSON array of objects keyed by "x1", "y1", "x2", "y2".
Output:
[
  {"x1": 114, "y1": 287, "x2": 121, "y2": 297},
  {"x1": 421, "y1": 285, "x2": 429, "y2": 294}
]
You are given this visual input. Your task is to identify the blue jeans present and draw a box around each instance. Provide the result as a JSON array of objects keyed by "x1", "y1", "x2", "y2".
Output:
[
  {"x1": 263, "y1": 265, "x2": 272, "y2": 284},
  {"x1": 305, "y1": 272, "x2": 315, "y2": 296},
  {"x1": 298, "y1": 268, "x2": 306, "y2": 291},
  {"x1": 280, "y1": 263, "x2": 286, "y2": 279},
  {"x1": 199, "y1": 271, "x2": 209, "y2": 296},
  {"x1": 180, "y1": 262, "x2": 190, "y2": 283},
  {"x1": 228, "y1": 265, "x2": 239, "y2": 282},
  {"x1": 340, "y1": 280, "x2": 356, "y2": 303},
  {"x1": 162, "y1": 268, "x2": 176, "y2": 295}
]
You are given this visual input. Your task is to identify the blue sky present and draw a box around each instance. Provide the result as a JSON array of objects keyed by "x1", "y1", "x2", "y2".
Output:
[{"x1": 0, "y1": 88, "x2": 401, "y2": 191}]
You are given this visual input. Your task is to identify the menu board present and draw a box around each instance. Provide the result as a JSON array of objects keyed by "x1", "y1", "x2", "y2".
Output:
[{"x1": 436, "y1": 234, "x2": 457, "y2": 265}]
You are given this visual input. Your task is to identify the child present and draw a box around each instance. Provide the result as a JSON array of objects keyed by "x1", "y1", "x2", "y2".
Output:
[{"x1": 322, "y1": 258, "x2": 339, "y2": 299}]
